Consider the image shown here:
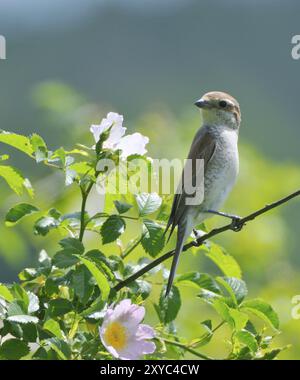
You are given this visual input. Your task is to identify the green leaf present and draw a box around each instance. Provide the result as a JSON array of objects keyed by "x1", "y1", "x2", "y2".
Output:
[
  {"x1": 11, "y1": 284, "x2": 29, "y2": 309},
  {"x1": 205, "y1": 243, "x2": 241, "y2": 279},
  {"x1": 84, "y1": 250, "x2": 115, "y2": 281},
  {"x1": 7, "y1": 315, "x2": 39, "y2": 324},
  {"x1": 71, "y1": 265, "x2": 94, "y2": 304},
  {"x1": 114, "y1": 200, "x2": 133, "y2": 214},
  {"x1": 197, "y1": 289, "x2": 223, "y2": 304},
  {"x1": 257, "y1": 347, "x2": 287, "y2": 360},
  {"x1": 128, "y1": 280, "x2": 152, "y2": 300},
  {"x1": 78, "y1": 257, "x2": 110, "y2": 301},
  {"x1": 7, "y1": 300, "x2": 27, "y2": 316},
  {"x1": 5, "y1": 203, "x2": 39, "y2": 226},
  {"x1": 28, "y1": 292, "x2": 39, "y2": 313},
  {"x1": 21, "y1": 323, "x2": 38, "y2": 342},
  {"x1": 159, "y1": 285, "x2": 181, "y2": 324},
  {"x1": 80, "y1": 298, "x2": 105, "y2": 318},
  {"x1": 0, "y1": 283, "x2": 14, "y2": 302},
  {"x1": 0, "y1": 165, "x2": 33, "y2": 197},
  {"x1": 235, "y1": 330, "x2": 258, "y2": 353},
  {"x1": 177, "y1": 272, "x2": 221, "y2": 294},
  {"x1": 30, "y1": 133, "x2": 48, "y2": 162},
  {"x1": 34, "y1": 213, "x2": 60, "y2": 236},
  {"x1": 141, "y1": 219, "x2": 165, "y2": 257},
  {"x1": 0, "y1": 130, "x2": 33, "y2": 156},
  {"x1": 136, "y1": 192, "x2": 162, "y2": 216},
  {"x1": 53, "y1": 250, "x2": 80, "y2": 268},
  {"x1": 43, "y1": 319, "x2": 63, "y2": 339},
  {"x1": 216, "y1": 277, "x2": 247, "y2": 305},
  {"x1": 47, "y1": 299, "x2": 72, "y2": 318},
  {"x1": 212, "y1": 298, "x2": 234, "y2": 327},
  {"x1": 0, "y1": 339, "x2": 30, "y2": 359},
  {"x1": 241, "y1": 298, "x2": 279, "y2": 330},
  {"x1": 59, "y1": 237, "x2": 84, "y2": 254},
  {"x1": 46, "y1": 338, "x2": 71, "y2": 360},
  {"x1": 228, "y1": 309, "x2": 249, "y2": 331},
  {"x1": 100, "y1": 215, "x2": 126, "y2": 244}
]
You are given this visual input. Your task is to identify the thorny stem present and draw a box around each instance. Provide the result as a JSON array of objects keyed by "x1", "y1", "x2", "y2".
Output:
[
  {"x1": 113, "y1": 189, "x2": 300, "y2": 292},
  {"x1": 78, "y1": 182, "x2": 94, "y2": 242}
]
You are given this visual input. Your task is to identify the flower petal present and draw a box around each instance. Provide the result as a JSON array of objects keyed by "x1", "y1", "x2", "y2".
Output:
[
  {"x1": 103, "y1": 124, "x2": 126, "y2": 149},
  {"x1": 137, "y1": 324, "x2": 155, "y2": 339},
  {"x1": 116, "y1": 133, "x2": 149, "y2": 159}
]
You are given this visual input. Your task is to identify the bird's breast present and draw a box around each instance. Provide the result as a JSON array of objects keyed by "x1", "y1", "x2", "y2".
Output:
[{"x1": 202, "y1": 128, "x2": 239, "y2": 210}]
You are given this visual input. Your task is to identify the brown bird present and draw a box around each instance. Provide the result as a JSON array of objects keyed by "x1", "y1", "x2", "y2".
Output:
[{"x1": 165, "y1": 91, "x2": 241, "y2": 296}]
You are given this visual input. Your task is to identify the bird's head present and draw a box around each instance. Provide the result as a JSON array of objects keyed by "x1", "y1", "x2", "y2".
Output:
[{"x1": 195, "y1": 91, "x2": 241, "y2": 130}]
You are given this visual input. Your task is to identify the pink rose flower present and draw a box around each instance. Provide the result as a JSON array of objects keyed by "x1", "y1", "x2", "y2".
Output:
[{"x1": 99, "y1": 299, "x2": 156, "y2": 360}]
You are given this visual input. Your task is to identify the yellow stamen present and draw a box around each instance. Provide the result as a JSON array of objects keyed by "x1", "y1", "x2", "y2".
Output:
[{"x1": 104, "y1": 322, "x2": 127, "y2": 350}]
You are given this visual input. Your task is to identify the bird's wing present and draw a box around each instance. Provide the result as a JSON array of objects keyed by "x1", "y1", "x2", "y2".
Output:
[{"x1": 165, "y1": 126, "x2": 217, "y2": 240}]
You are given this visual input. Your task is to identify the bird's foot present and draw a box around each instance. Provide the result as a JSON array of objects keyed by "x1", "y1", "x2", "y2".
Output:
[
  {"x1": 230, "y1": 215, "x2": 244, "y2": 232},
  {"x1": 205, "y1": 209, "x2": 244, "y2": 231}
]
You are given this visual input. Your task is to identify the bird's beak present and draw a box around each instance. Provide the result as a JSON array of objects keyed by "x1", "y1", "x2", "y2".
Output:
[{"x1": 194, "y1": 99, "x2": 209, "y2": 109}]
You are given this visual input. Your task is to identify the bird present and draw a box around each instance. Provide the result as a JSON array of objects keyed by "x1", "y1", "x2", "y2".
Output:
[{"x1": 165, "y1": 91, "x2": 241, "y2": 297}]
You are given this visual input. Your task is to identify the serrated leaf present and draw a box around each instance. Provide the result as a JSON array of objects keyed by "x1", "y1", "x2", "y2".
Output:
[
  {"x1": 0, "y1": 130, "x2": 33, "y2": 156},
  {"x1": 241, "y1": 298, "x2": 279, "y2": 330},
  {"x1": 53, "y1": 250, "x2": 80, "y2": 269},
  {"x1": 59, "y1": 237, "x2": 84, "y2": 254},
  {"x1": 216, "y1": 277, "x2": 247, "y2": 305},
  {"x1": 100, "y1": 215, "x2": 126, "y2": 244},
  {"x1": 43, "y1": 319, "x2": 63, "y2": 339},
  {"x1": 28, "y1": 292, "x2": 39, "y2": 314},
  {"x1": 135, "y1": 192, "x2": 162, "y2": 216},
  {"x1": 78, "y1": 257, "x2": 110, "y2": 301},
  {"x1": 46, "y1": 338, "x2": 71, "y2": 360},
  {"x1": 47, "y1": 299, "x2": 72, "y2": 318},
  {"x1": 212, "y1": 298, "x2": 234, "y2": 327},
  {"x1": 205, "y1": 243, "x2": 241, "y2": 279},
  {"x1": 0, "y1": 339, "x2": 30, "y2": 359},
  {"x1": 197, "y1": 288, "x2": 223, "y2": 304},
  {"x1": 30, "y1": 133, "x2": 48, "y2": 162},
  {"x1": 0, "y1": 165, "x2": 33, "y2": 197},
  {"x1": 7, "y1": 315, "x2": 39, "y2": 324},
  {"x1": 228, "y1": 309, "x2": 249, "y2": 331},
  {"x1": 5, "y1": 203, "x2": 39, "y2": 226},
  {"x1": 177, "y1": 272, "x2": 221, "y2": 294},
  {"x1": 0, "y1": 283, "x2": 13, "y2": 302},
  {"x1": 84, "y1": 250, "x2": 115, "y2": 281},
  {"x1": 114, "y1": 200, "x2": 133, "y2": 214},
  {"x1": 235, "y1": 330, "x2": 258, "y2": 353},
  {"x1": 257, "y1": 347, "x2": 287, "y2": 360},
  {"x1": 159, "y1": 285, "x2": 181, "y2": 324},
  {"x1": 34, "y1": 215, "x2": 60, "y2": 236},
  {"x1": 141, "y1": 219, "x2": 165, "y2": 257},
  {"x1": 71, "y1": 265, "x2": 94, "y2": 304}
]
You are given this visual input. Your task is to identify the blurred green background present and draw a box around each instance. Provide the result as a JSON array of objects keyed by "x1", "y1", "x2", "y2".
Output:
[{"x1": 0, "y1": 0, "x2": 300, "y2": 359}]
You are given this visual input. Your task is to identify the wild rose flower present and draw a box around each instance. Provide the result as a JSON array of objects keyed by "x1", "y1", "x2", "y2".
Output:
[
  {"x1": 99, "y1": 299, "x2": 156, "y2": 360},
  {"x1": 90, "y1": 112, "x2": 125, "y2": 146},
  {"x1": 90, "y1": 112, "x2": 149, "y2": 159}
]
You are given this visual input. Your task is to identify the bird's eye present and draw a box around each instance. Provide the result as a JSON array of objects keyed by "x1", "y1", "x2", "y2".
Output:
[{"x1": 219, "y1": 100, "x2": 227, "y2": 108}]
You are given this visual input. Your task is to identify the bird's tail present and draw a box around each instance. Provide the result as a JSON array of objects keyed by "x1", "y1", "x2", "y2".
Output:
[{"x1": 165, "y1": 223, "x2": 187, "y2": 297}]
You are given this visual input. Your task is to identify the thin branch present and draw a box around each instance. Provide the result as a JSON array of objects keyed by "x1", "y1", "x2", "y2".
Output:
[
  {"x1": 154, "y1": 337, "x2": 213, "y2": 360},
  {"x1": 113, "y1": 189, "x2": 300, "y2": 292}
]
